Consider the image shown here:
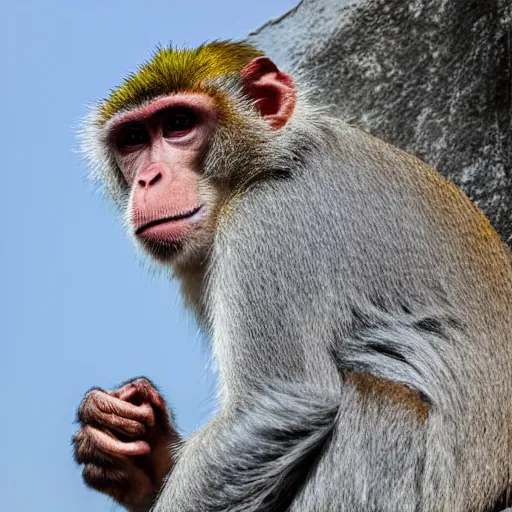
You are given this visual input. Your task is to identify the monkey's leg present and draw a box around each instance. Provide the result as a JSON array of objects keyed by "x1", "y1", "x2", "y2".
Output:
[
  {"x1": 288, "y1": 374, "x2": 428, "y2": 512},
  {"x1": 152, "y1": 383, "x2": 339, "y2": 512},
  {"x1": 324, "y1": 321, "x2": 511, "y2": 512}
]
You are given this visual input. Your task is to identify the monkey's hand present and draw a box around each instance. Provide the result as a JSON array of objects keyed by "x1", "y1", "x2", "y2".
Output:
[{"x1": 73, "y1": 377, "x2": 179, "y2": 512}]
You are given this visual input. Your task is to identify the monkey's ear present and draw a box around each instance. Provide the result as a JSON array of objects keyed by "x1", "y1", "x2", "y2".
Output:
[{"x1": 241, "y1": 57, "x2": 296, "y2": 130}]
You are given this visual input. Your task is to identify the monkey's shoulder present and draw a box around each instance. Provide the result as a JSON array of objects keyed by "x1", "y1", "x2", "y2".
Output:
[{"x1": 217, "y1": 120, "x2": 512, "y2": 291}]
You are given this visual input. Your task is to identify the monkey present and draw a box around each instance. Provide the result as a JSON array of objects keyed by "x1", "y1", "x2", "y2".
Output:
[{"x1": 73, "y1": 41, "x2": 512, "y2": 512}]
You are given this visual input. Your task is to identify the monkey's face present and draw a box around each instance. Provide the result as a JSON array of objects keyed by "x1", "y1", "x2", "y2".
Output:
[
  {"x1": 107, "y1": 94, "x2": 222, "y2": 265},
  {"x1": 94, "y1": 50, "x2": 296, "y2": 269}
]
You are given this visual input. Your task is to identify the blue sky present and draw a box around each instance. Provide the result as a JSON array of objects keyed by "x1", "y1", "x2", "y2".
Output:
[{"x1": 2, "y1": 1, "x2": 298, "y2": 510}]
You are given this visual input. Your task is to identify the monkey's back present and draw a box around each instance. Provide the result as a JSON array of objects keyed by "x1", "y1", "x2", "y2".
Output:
[
  {"x1": 212, "y1": 120, "x2": 512, "y2": 511},
  {"x1": 220, "y1": 119, "x2": 512, "y2": 346}
]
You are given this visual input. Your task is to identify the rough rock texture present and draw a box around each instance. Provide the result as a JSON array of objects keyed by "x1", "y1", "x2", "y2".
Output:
[{"x1": 249, "y1": 0, "x2": 512, "y2": 245}]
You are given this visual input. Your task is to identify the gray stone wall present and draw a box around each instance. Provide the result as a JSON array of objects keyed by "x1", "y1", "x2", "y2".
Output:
[{"x1": 249, "y1": 0, "x2": 512, "y2": 245}]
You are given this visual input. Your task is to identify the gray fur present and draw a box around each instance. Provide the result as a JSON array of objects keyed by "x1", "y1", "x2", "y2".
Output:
[
  {"x1": 85, "y1": 76, "x2": 512, "y2": 511},
  {"x1": 249, "y1": 0, "x2": 512, "y2": 247}
]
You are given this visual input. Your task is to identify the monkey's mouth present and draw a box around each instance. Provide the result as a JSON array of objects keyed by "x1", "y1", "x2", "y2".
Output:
[{"x1": 135, "y1": 206, "x2": 203, "y2": 236}]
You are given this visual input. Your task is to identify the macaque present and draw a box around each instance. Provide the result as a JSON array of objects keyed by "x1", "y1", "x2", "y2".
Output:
[{"x1": 74, "y1": 41, "x2": 512, "y2": 511}]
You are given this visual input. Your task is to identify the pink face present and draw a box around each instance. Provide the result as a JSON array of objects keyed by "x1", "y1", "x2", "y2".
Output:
[
  {"x1": 108, "y1": 94, "x2": 217, "y2": 257},
  {"x1": 106, "y1": 57, "x2": 296, "y2": 264}
]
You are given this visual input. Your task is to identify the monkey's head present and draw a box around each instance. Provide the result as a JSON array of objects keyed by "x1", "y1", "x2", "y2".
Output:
[{"x1": 82, "y1": 41, "x2": 297, "y2": 270}]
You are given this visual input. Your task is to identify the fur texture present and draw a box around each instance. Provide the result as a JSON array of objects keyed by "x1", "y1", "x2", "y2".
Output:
[{"x1": 83, "y1": 43, "x2": 512, "y2": 511}]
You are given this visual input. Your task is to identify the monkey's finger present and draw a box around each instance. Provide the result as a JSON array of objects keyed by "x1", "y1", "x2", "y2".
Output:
[
  {"x1": 117, "y1": 379, "x2": 174, "y2": 436},
  {"x1": 84, "y1": 425, "x2": 151, "y2": 457},
  {"x1": 79, "y1": 389, "x2": 155, "y2": 427},
  {"x1": 118, "y1": 378, "x2": 168, "y2": 414},
  {"x1": 88, "y1": 408, "x2": 147, "y2": 438}
]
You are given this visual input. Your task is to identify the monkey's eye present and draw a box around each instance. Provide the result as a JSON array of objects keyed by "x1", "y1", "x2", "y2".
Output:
[
  {"x1": 115, "y1": 125, "x2": 149, "y2": 150},
  {"x1": 162, "y1": 110, "x2": 197, "y2": 138}
]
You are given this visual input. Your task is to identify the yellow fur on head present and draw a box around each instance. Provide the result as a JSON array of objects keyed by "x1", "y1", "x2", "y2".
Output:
[{"x1": 100, "y1": 41, "x2": 263, "y2": 121}]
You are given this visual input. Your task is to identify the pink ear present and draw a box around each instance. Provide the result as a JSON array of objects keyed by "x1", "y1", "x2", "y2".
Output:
[{"x1": 240, "y1": 57, "x2": 296, "y2": 130}]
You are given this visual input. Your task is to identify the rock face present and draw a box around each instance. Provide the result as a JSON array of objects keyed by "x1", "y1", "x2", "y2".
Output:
[{"x1": 249, "y1": 0, "x2": 512, "y2": 245}]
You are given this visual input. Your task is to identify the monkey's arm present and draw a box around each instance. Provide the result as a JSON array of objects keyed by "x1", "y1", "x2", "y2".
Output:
[
  {"x1": 73, "y1": 378, "x2": 179, "y2": 512},
  {"x1": 153, "y1": 383, "x2": 339, "y2": 512}
]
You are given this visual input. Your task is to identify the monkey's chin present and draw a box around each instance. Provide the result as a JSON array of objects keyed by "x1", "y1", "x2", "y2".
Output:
[{"x1": 138, "y1": 237, "x2": 184, "y2": 263}]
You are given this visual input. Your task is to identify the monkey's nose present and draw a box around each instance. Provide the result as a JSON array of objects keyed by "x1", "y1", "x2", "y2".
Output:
[
  {"x1": 138, "y1": 171, "x2": 162, "y2": 188},
  {"x1": 137, "y1": 162, "x2": 167, "y2": 188}
]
